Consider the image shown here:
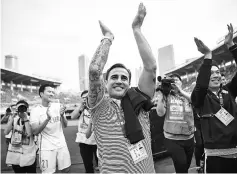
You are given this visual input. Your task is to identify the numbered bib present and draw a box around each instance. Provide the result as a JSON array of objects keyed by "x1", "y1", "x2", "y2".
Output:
[
  {"x1": 215, "y1": 107, "x2": 234, "y2": 126},
  {"x1": 127, "y1": 141, "x2": 148, "y2": 164}
]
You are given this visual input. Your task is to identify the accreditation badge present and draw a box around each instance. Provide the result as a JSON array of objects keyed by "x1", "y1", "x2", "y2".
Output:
[
  {"x1": 127, "y1": 141, "x2": 148, "y2": 164},
  {"x1": 79, "y1": 123, "x2": 88, "y2": 134},
  {"x1": 215, "y1": 107, "x2": 234, "y2": 126},
  {"x1": 169, "y1": 103, "x2": 184, "y2": 120},
  {"x1": 12, "y1": 131, "x2": 22, "y2": 145}
]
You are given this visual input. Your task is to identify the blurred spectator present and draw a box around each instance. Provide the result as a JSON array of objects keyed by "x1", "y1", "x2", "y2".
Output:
[
  {"x1": 71, "y1": 90, "x2": 98, "y2": 173},
  {"x1": 1, "y1": 105, "x2": 17, "y2": 150},
  {"x1": 221, "y1": 73, "x2": 227, "y2": 85},
  {"x1": 1, "y1": 107, "x2": 13, "y2": 156}
]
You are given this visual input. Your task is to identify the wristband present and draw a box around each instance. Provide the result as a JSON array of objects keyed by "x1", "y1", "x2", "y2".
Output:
[
  {"x1": 204, "y1": 52, "x2": 212, "y2": 59},
  {"x1": 23, "y1": 120, "x2": 29, "y2": 123},
  {"x1": 101, "y1": 36, "x2": 114, "y2": 44}
]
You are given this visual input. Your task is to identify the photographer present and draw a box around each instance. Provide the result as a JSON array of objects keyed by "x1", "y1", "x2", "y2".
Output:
[
  {"x1": 5, "y1": 100, "x2": 37, "y2": 173},
  {"x1": 71, "y1": 90, "x2": 98, "y2": 173},
  {"x1": 155, "y1": 74, "x2": 194, "y2": 173}
]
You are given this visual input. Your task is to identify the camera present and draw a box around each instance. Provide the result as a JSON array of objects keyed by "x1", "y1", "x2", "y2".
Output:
[
  {"x1": 156, "y1": 76, "x2": 175, "y2": 96},
  {"x1": 17, "y1": 105, "x2": 27, "y2": 113}
]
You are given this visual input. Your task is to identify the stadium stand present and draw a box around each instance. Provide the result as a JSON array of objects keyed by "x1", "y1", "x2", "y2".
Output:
[
  {"x1": 164, "y1": 35, "x2": 237, "y2": 92},
  {"x1": 1, "y1": 67, "x2": 83, "y2": 118},
  {"x1": 1, "y1": 68, "x2": 62, "y2": 113}
]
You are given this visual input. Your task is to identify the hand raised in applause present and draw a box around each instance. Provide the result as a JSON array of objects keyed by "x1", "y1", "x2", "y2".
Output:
[
  {"x1": 132, "y1": 3, "x2": 146, "y2": 29},
  {"x1": 194, "y1": 37, "x2": 211, "y2": 55},
  {"x1": 99, "y1": 20, "x2": 114, "y2": 40},
  {"x1": 224, "y1": 23, "x2": 234, "y2": 48}
]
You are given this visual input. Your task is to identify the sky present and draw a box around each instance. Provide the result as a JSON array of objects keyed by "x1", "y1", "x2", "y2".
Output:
[{"x1": 1, "y1": 0, "x2": 237, "y2": 91}]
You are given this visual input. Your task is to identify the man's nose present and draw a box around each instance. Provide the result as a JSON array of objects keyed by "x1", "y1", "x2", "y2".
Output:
[
  {"x1": 212, "y1": 72, "x2": 219, "y2": 77},
  {"x1": 49, "y1": 92, "x2": 54, "y2": 96},
  {"x1": 115, "y1": 78, "x2": 123, "y2": 83}
]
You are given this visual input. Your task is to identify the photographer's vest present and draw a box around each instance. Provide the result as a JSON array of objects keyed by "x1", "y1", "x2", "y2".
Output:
[
  {"x1": 6, "y1": 115, "x2": 37, "y2": 167},
  {"x1": 163, "y1": 94, "x2": 194, "y2": 140}
]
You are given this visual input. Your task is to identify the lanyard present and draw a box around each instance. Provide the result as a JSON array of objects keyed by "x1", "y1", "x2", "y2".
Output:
[
  {"x1": 218, "y1": 92, "x2": 224, "y2": 107},
  {"x1": 217, "y1": 84, "x2": 224, "y2": 107}
]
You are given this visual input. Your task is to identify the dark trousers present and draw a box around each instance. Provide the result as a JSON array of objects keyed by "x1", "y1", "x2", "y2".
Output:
[
  {"x1": 206, "y1": 156, "x2": 237, "y2": 173},
  {"x1": 164, "y1": 137, "x2": 194, "y2": 173},
  {"x1": 79, "y1": 143, "x2": 98, "y2": 173},
  {"x1": 194, "y1": 129, "x2": 204, "y2": 166},
  {"x1": 12, "y1": 160, "x2": 36, "y2": 173}
]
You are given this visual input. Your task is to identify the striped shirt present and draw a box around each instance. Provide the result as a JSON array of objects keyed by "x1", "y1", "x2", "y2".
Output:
[{"x1": 91, "y1": 96, "x2": 155, "y2": 173}]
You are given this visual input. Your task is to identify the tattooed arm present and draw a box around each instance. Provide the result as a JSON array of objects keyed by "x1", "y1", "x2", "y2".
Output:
[
  {"x1": 132, "y1": 3, "x2": 157, "y2": 99},
  {"x1": 88, "y1": 21, "x2": 114, "y2": 108}
]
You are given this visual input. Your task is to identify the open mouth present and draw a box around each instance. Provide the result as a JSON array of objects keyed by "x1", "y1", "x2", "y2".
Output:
[
  {"x1": 114, "y1": 86, "x2": 123, "y2": 90},
  {"x1": 211, "y1": 78, "x2": 220, "y2": 82}
]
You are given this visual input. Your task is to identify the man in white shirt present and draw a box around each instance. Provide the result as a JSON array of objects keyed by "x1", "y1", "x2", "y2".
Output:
[{"x1": 30, "y1": 84, "x2": 71, "y2": 173}]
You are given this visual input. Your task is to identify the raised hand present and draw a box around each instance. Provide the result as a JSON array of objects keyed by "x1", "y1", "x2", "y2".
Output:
[
  {"x1": 194, "y1": 37, "x2": 211, "y2": 55},
  {"x1": 99, "y1": 20, "x2": 114, "y2": 39},
  {"x1": 172, "y1": 83, "x2": 182, "y2": 93},
  {"x1": 224, "y1": 23, "x2": 234, "y2": 48},
  {"x1": 132, "y1": 3, "x2": 146, "y2": 29},
  {"x1": 19, "y1": 112, "x2": 29, "y2": 121},
  {"x1": 46, "y1": 103, "x2": 52, "y2": 120},
  {"x1": 60, "y1": 104, "x2": 66, "y2": 116}
]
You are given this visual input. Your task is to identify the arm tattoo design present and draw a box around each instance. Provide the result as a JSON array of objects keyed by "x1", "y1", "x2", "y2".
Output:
[{"x1": 88, "y1": 39, "x2": 112, "y2": 106}]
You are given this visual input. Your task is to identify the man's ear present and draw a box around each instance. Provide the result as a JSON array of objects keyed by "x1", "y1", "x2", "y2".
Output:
[
  {"x1": 104, "y1": 79, "x2": 108, "y2": 87},
  {"x1": 39, "y1": 92, "x2": 43, "y2": 98}
]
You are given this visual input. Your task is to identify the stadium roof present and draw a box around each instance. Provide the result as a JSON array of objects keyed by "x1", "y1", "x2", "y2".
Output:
[
  {"x1": 1, "y1": 68, "x2": 62, "y2": 86},
  {"x1": 164, "y1": 34, "x2": 237, "y2": 76}
]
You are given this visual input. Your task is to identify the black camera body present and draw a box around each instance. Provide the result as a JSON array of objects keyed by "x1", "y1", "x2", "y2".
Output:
[
  {"x1": 17, "y1": 105, "x2": 27, "y2": 113},
  {"x1": 156, "y1": 76, "x2": 175, "y2": 96}
]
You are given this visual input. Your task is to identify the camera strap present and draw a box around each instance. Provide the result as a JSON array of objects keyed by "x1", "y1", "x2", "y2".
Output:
[
  {"x1": 218, "y1": 93, "x2": 224, "y2": 107},
  {"x1": 217, "y1": 84, "x2": 224, "y2": 107}
]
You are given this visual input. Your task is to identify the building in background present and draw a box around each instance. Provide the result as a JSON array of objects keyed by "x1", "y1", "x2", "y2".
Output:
[
  {"x1": 5, "y1": 55, "x2": 18, "y2": 71},
  {"x1": 158, "y1": 45, "x2": 175, "y2": 77},
  {"x1": 78, "y1": 55, "x2": 89, "y2": 92}
]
